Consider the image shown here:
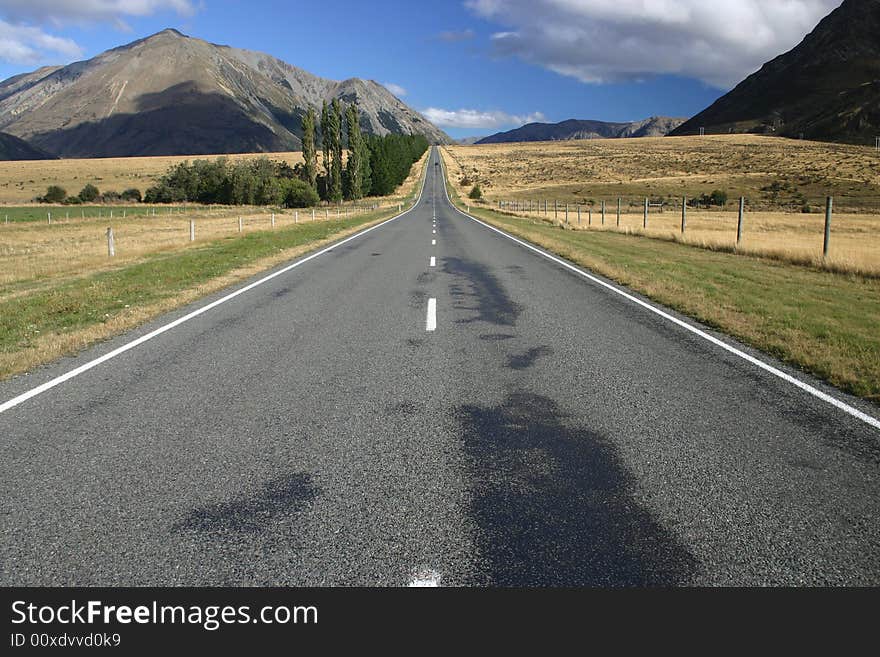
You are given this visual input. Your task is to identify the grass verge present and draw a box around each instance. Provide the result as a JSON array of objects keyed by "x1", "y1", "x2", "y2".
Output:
[{"x1": 443, "y1": 157, "x2": 880, "y2": 403}]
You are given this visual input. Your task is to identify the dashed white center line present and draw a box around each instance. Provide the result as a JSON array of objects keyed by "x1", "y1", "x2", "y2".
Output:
[
  {"x1": 431, "y1": 239, "x2": 436, "y2": 245},
  {"x1": 429, "y1": 256, "x2": 436, "y2": 267},
  {"x1": 432, "y1": 229, "x2": 436, "y2": 234},
  {"x1": 426, "y1": 298, "x2": 437, "y2": 332}
]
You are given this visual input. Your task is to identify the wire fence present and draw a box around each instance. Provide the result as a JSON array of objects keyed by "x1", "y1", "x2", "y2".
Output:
[{"x1": 490, "y1": 195, "x2": 880, "y2": 277}]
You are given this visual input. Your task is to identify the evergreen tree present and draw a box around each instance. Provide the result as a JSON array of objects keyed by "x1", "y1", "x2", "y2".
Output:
[
  {"x1": 320, "y1": 100, "x2": 331, "y2": 199},
  {"x1": 344, "y1": 103, "x2": 363, "y2": 200},
  {"x1": 302, "y1": 107, "x2": 318, "y2": 193},
  {"x1": 329, "y1": 98, "x2": 344, "y2": 202}
]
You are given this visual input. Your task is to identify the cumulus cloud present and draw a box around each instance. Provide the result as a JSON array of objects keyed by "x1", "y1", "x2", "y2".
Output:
[
  {"x1": 437, "y1": 28, "x2": 475, "y2": 42},
  {"x1": 465, "y1": 0, "x2": 841, "y2": 88},
  {"x1": 422, "y1": 107, "x2": 546, "y2": 129},
  {"x1": 382, "y1": 82, "x2": 407, "y2": 97},
  {"x1": 0, "y1": 20, "x2": 83, "y2": 63}
]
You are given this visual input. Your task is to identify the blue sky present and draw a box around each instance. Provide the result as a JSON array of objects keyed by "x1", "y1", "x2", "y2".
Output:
[{"x1": 0, "y1": 1, "x2": 841, "y2": 139}]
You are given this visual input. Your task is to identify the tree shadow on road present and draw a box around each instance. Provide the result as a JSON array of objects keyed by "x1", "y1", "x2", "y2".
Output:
[
  {"x1": 457, "y1": 392, "x2": 697, "y2": 586},
  {"x1": 443, "y1": 257, "x2": 521, "y2": 327},
  {"x1": 173, "y1": 472, "x2": 319, "y2": 534}
]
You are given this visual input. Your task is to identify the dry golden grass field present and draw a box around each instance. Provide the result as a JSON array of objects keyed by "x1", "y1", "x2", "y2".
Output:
[
  {"x1": 442, "y1": 135, "x2": 880, "y2": 275},
  {"x1": 0, "y1": 151, "x2": 424, "y2": 302},
  {"x1": 0, "y1": 151, "x2": 306, "y2": 204}
]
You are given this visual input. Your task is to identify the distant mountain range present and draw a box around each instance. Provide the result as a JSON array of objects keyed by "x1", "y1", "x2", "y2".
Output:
[
  {"x1": 0, "y1": 131, "x2": 55, "y2": 160},
  {"x1": 672, "y1": 0, "x2": 880, "y2": 144},
  {"x1": 476, "y1": 117, "x2": 685, "y2": 144},
  {"x1": 0, "y1": 29, "x2": 450, "y2": 158}
]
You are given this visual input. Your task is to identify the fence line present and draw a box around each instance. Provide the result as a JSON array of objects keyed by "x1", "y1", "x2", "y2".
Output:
[{"x1": 495, "y1": 195, "x2": 846, "y2": 260}]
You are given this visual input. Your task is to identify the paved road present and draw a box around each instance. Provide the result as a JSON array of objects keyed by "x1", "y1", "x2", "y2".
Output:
[{"x1": 2, "y1": 148, "x2": 879, "y2": 586}]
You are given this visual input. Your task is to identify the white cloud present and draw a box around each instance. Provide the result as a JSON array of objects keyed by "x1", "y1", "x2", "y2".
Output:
[
  {"x1": 0, "y1": 1, "x2": 196, "y2": 26},
  {"x1": 422, "y1": 107, "x2": 546, "y2": 129},
  {"x1": 0, "y1": 20, "x2": 83, "y2": 63},
  {"x1": 465, "y1": 0, "x2": 841, "y2": 88},
  {"x1": 0, "y1": 1, "x2": 197, "y2": 64},
  {"x1": 382, "y1": 82, "x2": 407, "y2": 97}
]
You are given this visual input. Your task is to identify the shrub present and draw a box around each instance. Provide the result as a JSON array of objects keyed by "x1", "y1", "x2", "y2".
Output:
[
  {"x1": 281, "y1": 178, "x2": 320, "y2": 208},
  {"x1": 63, "y1": 196, "x2": 82, "y2": 205},
  {"x1": 102, "y1": 190, "x2": 120, "y2": 202},
  {"x1": 121, "y1": 188, "x2": 142, "y2": 202},
  {"x1": 79, "y1": 184, "x2": 100, "y2": 202},
  {"x1": 469, "y1": 184, "x2": 483, "y2": 200},
  {"x1": 42, "y1": 185, "x2": 67, "y2": 203},
  {"x1": 708, "y1": 190, "x2": 728, "y2": 206},
  {"x1": 460, "y1": 175, "x2": 472, "y2": 187}
]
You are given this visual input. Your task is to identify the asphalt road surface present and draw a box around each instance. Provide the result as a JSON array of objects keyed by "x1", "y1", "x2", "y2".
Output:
[{"x1": 2, "y1": 148, "x2": 879, "y2": 586}]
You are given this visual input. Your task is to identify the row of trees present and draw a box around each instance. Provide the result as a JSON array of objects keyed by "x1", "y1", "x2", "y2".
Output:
[
  {"x1": 144, "y1": 158, "x2": 318, "y2": 207},
  {"x1": 142, "y1": 101, "x2": 429, "y2": 208},
  {"x1": 304, "y1": 99, "x2": 428, "y2": 202}
]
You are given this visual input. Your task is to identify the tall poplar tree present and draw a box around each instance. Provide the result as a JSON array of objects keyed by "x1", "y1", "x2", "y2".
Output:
[
  {"x1": 320, "y1": 100, "x2": 330, "y2": 177},
  {"x1": 344, "y1": 103, "x2": 362, "y2": 200},
  {"x1": 301, "y1": 106, "x2": 318, "y2": 193},
  {"x1": 329, "y1": 98, "x2": 343, "y2": 202}
]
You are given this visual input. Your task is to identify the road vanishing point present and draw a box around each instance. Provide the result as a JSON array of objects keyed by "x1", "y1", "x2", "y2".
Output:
[{"x1": 1, "y1": 148, "x2": 879, "y2": 586}]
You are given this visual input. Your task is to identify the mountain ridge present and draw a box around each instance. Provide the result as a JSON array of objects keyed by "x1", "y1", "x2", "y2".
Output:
[
  {"x1": 476, "y1": 116, "x2": 685, "y2": 144},
  {"x1": 0, "y1": 29, "x2": 451, "y2": 157},
  {"x1": 671, "y1": 0, "x2": 880, "y2": 143},
  {"x1": 0, "y1": 131, "x2": 56, "y2": 160}
]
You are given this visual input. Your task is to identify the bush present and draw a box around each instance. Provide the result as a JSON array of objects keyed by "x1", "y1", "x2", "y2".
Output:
[
  {"x1": 469, "y1": 184, "x2": 483, "y2": 200},
  {"x1": 281, "y1": 178, "x2": 319, "y2": 208},
  {"x1": 460, "y1": 176, "x2": 472, "y2": 187},
  {"x1": 102, "y1": 190, "x2": 120, "y2": 202},
  {"x1": 801, "y1": 204, "x2": 812, "y2": 214},
  {"x1": 121, "y1": 188, "x2": 142, "y2": 202},
  {"x1": 79, "y1": 184, "x2": 100, "y2": 202},
  {"x1": 42, "y1": 185, "x2": 67, "y2": 203},
  {"x1": 708, "y1": 190, "x2": 728, "y2": 206},
  {"x1": 63, "y1": 196, "x2": 82, "y2": 205}
]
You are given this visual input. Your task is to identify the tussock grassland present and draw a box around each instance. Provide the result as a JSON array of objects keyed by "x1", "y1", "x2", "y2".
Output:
[
  {"x1": 443, "y1": 136, "x2": 880, "y2": 276},
  {"x1": 443, "y1": 135, "x2": 880, "y2": 208},
  {"x1": 1, "y1": 200, "x2": 406, "y2": 294},
  {"x1": 0, "y1": 151, "x2": 307, "y2": 204},
  {"x1": 0, "y1": 151, "x2": 428, "y2": 380},
  {"x1": 440, "y1": 147, "x2": 880, "y2": 402}
]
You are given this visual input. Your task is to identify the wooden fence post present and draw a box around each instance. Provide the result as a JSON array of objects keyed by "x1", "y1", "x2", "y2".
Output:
[
  {"x1": 617, "y1": 198, "x2": 621, "y2": 227},
  {"x1": 737, "y1": 197, "x2": 745, "y2": 245},
  {"x1": 189, "y1": 219, "x2": 195, "y2": 242},
  {"x1": 643, "y1": 198, "x2": 648, "y2": 229},
  {"x1": 601, "y1": 200, "x2": 606, "y2": 226},
  {"x1": 106, "y1": 227, "x2": 115, "y2": 256},
  {"x1": 681, "y1": 197, "x2": 687, "y2": 234},
  {"x1": 824, "y1": 196, "x2": 833, "y2": 257}
]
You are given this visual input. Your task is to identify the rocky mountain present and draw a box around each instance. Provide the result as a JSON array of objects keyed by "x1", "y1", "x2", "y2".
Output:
[
  {"x1": 476, "y1": 116, "x2": 685, "y2": 144},
  {"x1": 671, "y1": 0, "x2": 880, "y2": 144},
  {"x1": 0, "y1": 29, "x2": 450, "y2": 158},
  {"x1": 0, "y1": 131, "x2": 55, "y2": 160}
]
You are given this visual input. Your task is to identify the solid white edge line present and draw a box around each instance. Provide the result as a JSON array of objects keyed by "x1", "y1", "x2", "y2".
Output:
[
  {"x1": 426, "y1": 298, "x2": 437, "y2": 332},
  {"x1": 0, "y1": 156, "x2": 432, "y2": 416},
  {"x1": 436, "y1": 148, "x2": 880, "y2": 432}
]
